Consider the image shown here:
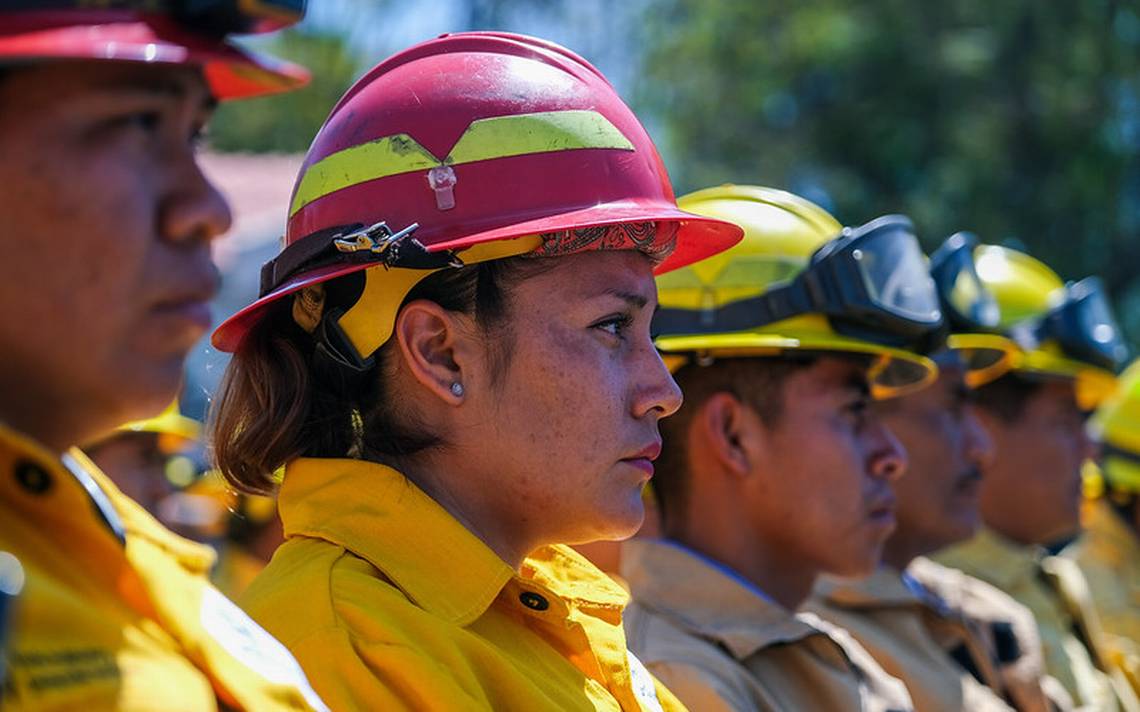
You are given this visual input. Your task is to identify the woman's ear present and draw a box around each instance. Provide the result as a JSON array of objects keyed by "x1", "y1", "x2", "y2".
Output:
[
  {"x1": 393, "y1": 300, "x2": 471, "y2": 405},
  {"x1": 695, "y1": 391, "x2": 766, "y2": 479}
]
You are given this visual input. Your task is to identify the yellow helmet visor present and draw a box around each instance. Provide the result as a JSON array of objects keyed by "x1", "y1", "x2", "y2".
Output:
[
  {"x1": 945, "y1": 333, "x2": 1018, "y2": 388},
  {"x1": 656, "y1": 329, "x2": 937, "y2": 400}
]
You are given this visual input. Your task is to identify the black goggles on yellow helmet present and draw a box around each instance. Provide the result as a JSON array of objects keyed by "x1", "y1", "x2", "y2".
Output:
[
  {"x1": 1010, "y1": 277, "x2": 1130, "y2": 373},
  {"x1": 930, "y1": 232, "x2": 1000, "y2": 334},
  {"x1": 928, "y1": 232, "x2": 1015, "y2": 384},
  {"x1": 9, "y1": 0, "x2": 304, "y2": 34},
  {"x1": 654, "y1": 214, "x2": 945, "y2": 353}
]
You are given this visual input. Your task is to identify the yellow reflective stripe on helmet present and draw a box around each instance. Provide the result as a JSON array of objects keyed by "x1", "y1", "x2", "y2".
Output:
[
  {"x1": 290, "y1": 110, "x2": 634, "y2": 217},
  {"x1": 447, "y1": 109, "x2": 634, "y2": 164},
  {"x1": 291, "y1": 134, "x2": 439, "y2": 217}
]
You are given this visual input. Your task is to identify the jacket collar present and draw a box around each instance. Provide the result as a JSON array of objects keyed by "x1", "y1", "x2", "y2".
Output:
[
  {"x1": 814, "y1": 566, "x2": 919, "y2": 608},
  {"x1": 1082, "y1": 498, "x2": 1140, "y2": 569},
  {"x1": 936, "y1": 526, "x2": 1042, "y2": 591},
  {"x1": 621, "y1": 538, "x2": 822, "y2": 660},
  {"x1": 0, "y1": 422, "x2": 215, "y2": 573},
  {"x1": 278, "y1": 458, "x2": 628, "y2": 626}
]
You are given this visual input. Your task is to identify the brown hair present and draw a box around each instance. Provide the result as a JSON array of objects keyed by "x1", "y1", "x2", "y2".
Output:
[
  {"x1": 209, "y1": 258, "x2": 544, "y2": 494},
  {"x1": 653, "y1": 355, "x2": 817, "y2": 531}
]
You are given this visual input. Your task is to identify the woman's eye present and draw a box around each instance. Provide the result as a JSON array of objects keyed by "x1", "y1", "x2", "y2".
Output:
[
  {"x1": 123, "y1": 111, "x2": 163, "y2": 133},
  {"x1": 594, "y1": 315, "x2": 632, "y2": 338}
]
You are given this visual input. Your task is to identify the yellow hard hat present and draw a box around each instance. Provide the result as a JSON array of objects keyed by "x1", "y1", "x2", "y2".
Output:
[
  {"x1": 654, "y1": 185, "x2": 939, "y2": 399},
  {"x1": 928, "y1": 232, "x2": 1018, "y2": 388},
  {"x1": 117, "y1": 401, "x2": 202, "y2": 443},
  {"x1": 973, "y1": 245, "x2": 1125, "y2": 410},
  {"x1": 1088, "y1": 359, "x2": 1140, "y2": 494}
]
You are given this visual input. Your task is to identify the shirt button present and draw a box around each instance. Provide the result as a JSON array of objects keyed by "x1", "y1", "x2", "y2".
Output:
[
  {"x1": 519, "y1": 591, "x2": 550, "y2": 611},
  {"x1": 14, "y1": 460, "x2": 52, "y2": 495}
]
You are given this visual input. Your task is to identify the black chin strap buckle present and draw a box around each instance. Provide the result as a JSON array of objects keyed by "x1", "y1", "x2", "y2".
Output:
[{"x1": 333, "y1": 221, "x2": 463, "y2": 270}]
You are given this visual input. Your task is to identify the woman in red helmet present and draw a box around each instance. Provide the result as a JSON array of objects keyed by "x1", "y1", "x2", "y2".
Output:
[{"x1": 209, "y1": 32, "x2": 740, "y2": 711}]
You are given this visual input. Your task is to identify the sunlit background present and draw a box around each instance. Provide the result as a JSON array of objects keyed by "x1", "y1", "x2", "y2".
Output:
[{"x1": 185, "y1": 0, "x2": 1140, "y2": 419}]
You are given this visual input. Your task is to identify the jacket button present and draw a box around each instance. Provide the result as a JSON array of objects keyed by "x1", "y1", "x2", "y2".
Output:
[
  {"x1": 14, "y1": 460, "x2": 52, "y2": 495},
  {"x1": 519, "y1": 591, "x2": 549, "y2": 611}
]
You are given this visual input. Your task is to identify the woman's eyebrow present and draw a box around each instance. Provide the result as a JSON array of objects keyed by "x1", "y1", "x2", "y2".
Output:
[{"x1": 600, "y1": 288, "x2": 649, "y2": 309}]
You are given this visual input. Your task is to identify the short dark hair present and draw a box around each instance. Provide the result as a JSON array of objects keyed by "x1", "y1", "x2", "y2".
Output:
[
  {"x1": 971, "y1": 372, "x2": 1048, "y2": 423},
  {"x1": 654, "y1": 355, "x2": 816, "y2": 530}
]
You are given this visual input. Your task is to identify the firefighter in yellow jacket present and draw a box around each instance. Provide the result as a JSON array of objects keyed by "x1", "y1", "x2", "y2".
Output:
[
  {"x1": 934, "y1": 245, "x2": 1136, "y2": 711},
  {"x1": 805, "y1": 232, "x2": 1065, "y2": 712},
  {"x1": 0, "y1": 3, "x2": 327, "y2": 710},
  {"x1": 1067, "y1": 360, "x2": 1140, "y2": 689},
  {"x1": 621, "y1": 185, "x2": 936, "y2": 711},
  {"x1": 206, "y1": 32, "x2": 744, "y2": 710}
]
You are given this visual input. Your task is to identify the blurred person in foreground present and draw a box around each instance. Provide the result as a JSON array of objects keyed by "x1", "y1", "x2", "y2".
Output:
[
  {"x1": 207, "y1": 32, "x2": 742, "y2": 710},
  {"x1": 0, "y1": 3, "x2": 327, "y2": 709},
  {"x1": 621, "y1": 185, "x2": 936, "y2": 711},
  {"x1": 805, "y1": 232, "x2": 1066, "y2": 711},
  {"x1": 934, "y1": 245, "x2": 1137, "y2": 711},
  {"x1": 84, "y1": 400, "x2": 205, "y2": 519},
  {"x1": 1067, "y1": 359, "x2": 1140, "y2": 691},
  {"x1": 88, "y1": 403, "x2": 280, "y2": 599}
]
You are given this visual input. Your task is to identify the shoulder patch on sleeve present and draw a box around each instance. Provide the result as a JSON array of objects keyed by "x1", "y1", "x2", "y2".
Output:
[
  {"x1": 627, "y1": 649, "x2": 666, "y2": 712},
  {"x1": 199, "y1": 586, "x2": 330, "y2": 712}
]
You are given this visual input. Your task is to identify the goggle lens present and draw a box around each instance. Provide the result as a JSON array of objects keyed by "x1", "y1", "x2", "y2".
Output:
[{"x1": 853, "y1": 228, "x2": 941, "y2": 323}]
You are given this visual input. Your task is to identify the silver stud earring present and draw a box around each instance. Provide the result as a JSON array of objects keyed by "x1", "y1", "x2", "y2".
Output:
[{"x1": 450, "y1": 382, "x2": 465, "y2": 397}]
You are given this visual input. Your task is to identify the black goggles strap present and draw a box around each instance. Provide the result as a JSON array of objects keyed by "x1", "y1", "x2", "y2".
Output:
[
  {"x1": 1102, "y1": 443, "x2": 1140, "y2": 468},
  {"x1": 653, "y1": 281, "x2": 814, "y2": 336}
]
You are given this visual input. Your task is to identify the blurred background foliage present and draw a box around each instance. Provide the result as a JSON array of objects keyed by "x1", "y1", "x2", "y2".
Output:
[{"x1": 209, "y1": 0, "x2": 1140, "y2": 344}]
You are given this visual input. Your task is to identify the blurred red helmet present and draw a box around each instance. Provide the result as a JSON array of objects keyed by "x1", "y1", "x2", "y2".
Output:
[
  {"x1": 213, "y1": 31, "x2": 741, "y2": 354},
  {"x1": 0, "y1": 1, "x2": 309, "y2": 99}
]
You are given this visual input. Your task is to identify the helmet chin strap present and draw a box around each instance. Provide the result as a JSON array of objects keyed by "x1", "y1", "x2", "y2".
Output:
[{"x1": 314, "y1": 235, "x2": 543, "y2": 371}]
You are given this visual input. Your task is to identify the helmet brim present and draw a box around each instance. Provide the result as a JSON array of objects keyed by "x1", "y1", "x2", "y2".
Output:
[
  {"x1": 1012, "y1": 349, "x2": 1119, "y2": 410},
  {"x1": 211, "y1": 203, "x2": 742, "y2": 352},
  {"x1": 655, "y1": 331, "x2": 938, "y2": 400},
  {"x1": 0, "y1": 13, "x2": 309, "y2": 99},
  {"x1": 945, "y1": 333, "x2": 1019, "y2": 388}
]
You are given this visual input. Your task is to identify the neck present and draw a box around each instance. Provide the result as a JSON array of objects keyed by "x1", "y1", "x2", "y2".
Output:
[
  {"x1": 880, "y1": 528, "x2": 938, "y2": 571},
  {"x1": 0, "y1": 388, "x2": 92, "y2": 454},
  {"x1": 671, "y1": 518, "x2": 815, "y2": 611}
]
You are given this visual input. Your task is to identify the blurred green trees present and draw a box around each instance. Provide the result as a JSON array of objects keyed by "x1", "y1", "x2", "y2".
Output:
[
  {"x1": 636, "y1": 0, "x2": 1140, "y2": 340},
  {"x1": 207, "y1": 28, "x2": 361, "y2": 153}
]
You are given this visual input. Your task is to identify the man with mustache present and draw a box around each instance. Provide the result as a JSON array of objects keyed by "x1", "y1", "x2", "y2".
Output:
[
  {"x1": 0, "y1": 3, "x2": 326, "y2": 709},
  {"x1": 621, "y1": 185, "x2": 939, "y2": 711},
  {"x1": 805, "y1": 233, "x2": 1064, "y2": 711},
  {"x1": 935, "y1": 245, "x2": 1137, "y2": 711}
]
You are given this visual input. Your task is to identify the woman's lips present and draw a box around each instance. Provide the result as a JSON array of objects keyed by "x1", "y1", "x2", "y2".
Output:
[{"x1": 621, "y1": 457, "x2": 655, "y2": 478}]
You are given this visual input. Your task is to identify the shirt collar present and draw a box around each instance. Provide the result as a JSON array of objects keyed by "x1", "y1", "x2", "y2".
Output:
[
  {"x1": 814, "y1": 565, "x2": 920, "y2": 608},
  {"x1": 1083, "y1": 498, "x2": 1140, "y2": 567},
  {"x1": 620, "y1": 538, "x2": 821, "y2": 660},
  {"x1": 937, "y1": 526, "x2": 1042, "y2": 591},
  {"x1": 278, "y1": 458, "x2": 628, "y2": 626},
  {"x1": 0, "y1": 422, "x2": 215, "y2": 573}
]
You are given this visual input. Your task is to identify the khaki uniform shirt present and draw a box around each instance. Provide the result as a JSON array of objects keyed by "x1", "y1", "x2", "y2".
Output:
[
  {"x1": 1067, "y1": 502, "x2": 1140, "y2": 701},
  {"x1": 241, "y1": 458, "x2": 682, "y2": 711},
  {"x1": 0, "y1": 423, "x2": 326, "y2": 711},
  {"x1": 621, "y1": 538, "x2": 914, "y2": 712},
  {"x1": 806, "y1": 559, "x2": 1056, "y2": 712},
  {"x1": 937, "y1": 527, "x2": 1137, "y2": 711}
]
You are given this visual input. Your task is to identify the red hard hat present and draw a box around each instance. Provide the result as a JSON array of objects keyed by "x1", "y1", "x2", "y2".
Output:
[
  {"x1": 213, "y1": 31, "x2": 742, "y2": 353},
  {"x1": 0, "y1": 8, "x2": 309, "y2": 100}
]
